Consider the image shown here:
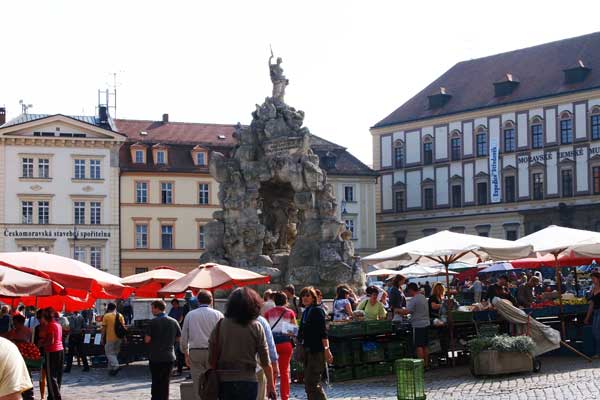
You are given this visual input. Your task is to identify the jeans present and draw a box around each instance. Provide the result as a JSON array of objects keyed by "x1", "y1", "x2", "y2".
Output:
[
  {"x1": 304, "y1": 352, "x2": 327, "y2": 400},
  {"x1": 46, "y1": 350, "x2": 64, "y2": 400},
  {"x1": 593, "y1": 310, "x2": 600, "y2": 356},
  {"x1": 219, "y1": 381, "x2": 258, "y2": 400},
  {"x1": 474, "y1": 291, "x2": 482, "y2": 304},
  {"x1": 149, "y1": 361, "x2": 174, "y2": 400},
  {"x1": 276, "y1": 342, "x2": 293, "y2": 400},
  {"x1": 104, "y1": 339, "x2": 121, "y2": 371}
]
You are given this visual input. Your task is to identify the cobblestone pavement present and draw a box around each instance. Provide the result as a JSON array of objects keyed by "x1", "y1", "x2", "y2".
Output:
[{"x1": 36, "y1": 356, "x2": 600, "y2": 400}]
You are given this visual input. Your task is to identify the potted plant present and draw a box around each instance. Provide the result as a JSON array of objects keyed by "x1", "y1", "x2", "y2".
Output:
[{"x1": 468, "y1": 335, "x2": 537, "y2": 376}]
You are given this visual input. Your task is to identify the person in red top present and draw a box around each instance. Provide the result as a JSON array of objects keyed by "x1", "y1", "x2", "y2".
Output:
[
  {"x1": 39, "y1": 307, "x2": 64, "y2": 400},
  {"x1": 264, "y1": 291, "x2": 298, "y2": 400}
]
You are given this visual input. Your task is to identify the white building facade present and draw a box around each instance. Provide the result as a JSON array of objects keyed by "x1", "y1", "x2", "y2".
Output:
[
  {"x1": 0, "y1": 113, "x2": 125, "y2": 276},
  {"x1": 371, "y1": 32, "x2": 600, "y2": 250}
]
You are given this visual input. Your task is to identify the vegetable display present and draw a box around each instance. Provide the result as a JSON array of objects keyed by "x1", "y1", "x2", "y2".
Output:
[{"x1": 16, "y1": 342, "x2": 41, "y2": 361}]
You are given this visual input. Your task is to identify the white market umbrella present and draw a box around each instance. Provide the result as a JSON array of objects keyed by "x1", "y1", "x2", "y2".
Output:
[
  {"x1": 363, "y1": 230, "x2": 532, "y2": 289},
  {"x1": 516, "y1": 225, "x2": 600, "y2": 310},
  {"x1": 399, "y1": 264, "x2": 459, "y2": 279},
  {"x1": 479, "y1": 262, "x2": 514, "y2": 273},
  {"x1": 366, "y1": 269, "x2": 406, "y2": 277}
]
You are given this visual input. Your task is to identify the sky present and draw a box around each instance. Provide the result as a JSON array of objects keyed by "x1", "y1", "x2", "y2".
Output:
[{"x1": 1, "y1": 0, "x2": 600, "y2": 165}]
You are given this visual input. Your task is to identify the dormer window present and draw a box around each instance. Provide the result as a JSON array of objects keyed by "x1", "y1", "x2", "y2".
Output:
[
  {"x1": 152, "y1": 144, "x2": 169, "y2": 165},
  {"x1": 130, "y1": 143, "x2": 148, "y2": 164},
  {"x1": 191, "y1": 145, "x2": 209, "y2": 167},
  {"x1": 494, "y1": 73, "x2": 520, "y2": 97},
  {"x1": 135, "y1": 150, "x2": 144, "y2": 163},
  {"x1": 427, "y1": 87, "x2": 452, "y2": 109},
  {"x1": 563, "y1": 60, "x2": 591, "y2": 84},
  {"x1": 156, "y1": 151, "x2": 166, "y2": 164}
]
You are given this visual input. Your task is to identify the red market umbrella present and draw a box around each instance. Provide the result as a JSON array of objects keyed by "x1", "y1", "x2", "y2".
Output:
[
  {"x1": 6, "y1": 294, "x2": 97, "y2": 312},
  {"x1": 510, "y1": 251, "x2": 598, "y2": 269},
  {"x1": 0, "y1": 252, "x2": 132, "y2": 299},
  {"x1": 158, "y1": 263, "x2": 270, "y2": 295},
  {"x1": 121, "y1": 266, "x2": 185, "y2": 298}
]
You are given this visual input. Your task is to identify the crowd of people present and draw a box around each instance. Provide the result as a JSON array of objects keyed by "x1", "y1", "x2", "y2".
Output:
[{"x1": 2, "y1": 270, "x2": 600, "y2": 400}]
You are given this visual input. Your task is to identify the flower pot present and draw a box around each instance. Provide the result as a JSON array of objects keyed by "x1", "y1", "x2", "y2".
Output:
[{"x1": 470, "y1": 350, "x2": 533, "y2": 377}]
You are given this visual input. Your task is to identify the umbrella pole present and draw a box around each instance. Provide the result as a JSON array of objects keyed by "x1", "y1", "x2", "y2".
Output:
[
  {"x1": 573, "y1": 267, "x2": 579, "y2": 296},
  {"x1": 555, "y1": 253, "x2": 566, "y2": 339}
]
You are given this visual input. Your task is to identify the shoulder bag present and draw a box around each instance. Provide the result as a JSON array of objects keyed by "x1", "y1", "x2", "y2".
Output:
[
  {"x1": 114, "y1": 312, "x2": 127, "y2": 339},
  {"x1": 200, "y1": 319, "x2": 222, "y2": 400}
]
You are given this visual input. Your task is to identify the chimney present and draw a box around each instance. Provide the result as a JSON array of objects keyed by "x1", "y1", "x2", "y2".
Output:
[
  {"x1": 98, "y1": 106, "x2": 108, "y2": 124},
  {"x1": 0, "y1": 107, "x2": 5, "y2": 126},
  {"x1": 162, "y1": 113, "x2": 169, "y2": 123}
]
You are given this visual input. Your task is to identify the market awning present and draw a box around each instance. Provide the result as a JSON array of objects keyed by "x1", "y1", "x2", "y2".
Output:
[
  {"x1": 121, "y1": 266, "x2": 185, "y2": 298},
  {"x1": 510, "y1": 251, "x2": 598, "y2": 269}
]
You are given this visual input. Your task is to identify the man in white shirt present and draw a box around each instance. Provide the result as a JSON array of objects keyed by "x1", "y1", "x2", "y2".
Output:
[
  {"x1": 0, "y1": 336, "x2": 33, "y2": 400},
  {"x1": 181, "y1": 290, "x2": 223, "y2": 400}
]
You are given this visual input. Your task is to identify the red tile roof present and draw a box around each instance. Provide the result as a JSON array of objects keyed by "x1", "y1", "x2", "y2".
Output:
[{"x1": 114, "y1": 119, "x2": 236, "y2": 146}]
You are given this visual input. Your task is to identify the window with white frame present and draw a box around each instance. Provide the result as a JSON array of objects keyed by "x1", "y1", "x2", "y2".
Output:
[
  {"x1": 199, "y1": 183, "x2": 209, "y2": 205},
  {"x1": 90, "y1": 247, "x2": 102, "y2": 269},
  {"x1": 161, "y1": 225, "x2": 173, "y2": 249},
  {"x1": 531, "y1": 117, "x2": 544, "y2": 149},
  {"x1": 90, "y1": 202, "x2": 101, "y2": 225},
  {"x1": 136, "y1": 182, "x2": 148, "y2": 203},
  {"x1": 38, "y1": 159, "x2": 50, "y2": 178},
  {"x1": 560, "y1": 112, "x2": 573, "y2": 144},
  {"x1": 344, "y1": 219, "x2": 355, "y2": 239},
  {"x1": 135, "y1": 223, "x2": 148, "y2": 248},
  {"x1": 199, "y1": 225, "x2": 206, "y2": 249},
  {"x1": 161, "y1": 182, "x2": 173, "y2": 204},
  {"x1": 74, "y1": 201, "x2": 86, "y2": 224},
  {"x1": 22, "y1": 158, "x2": 34, "y2": 178},
  {"x1": 74, "y1": 159, "x2": 86, "y2": 179},
  {"x1": 74, "y1": 246, "x2": 86, "y2": 262},
  {"x1": 135, "y1": 150, "x2": 145, "y2": 163},
  {"x1": 423, "y1": 138, "x2": 433, "y2": 164},
  {"x1": 156, "y1": 151, "x2": 166, "y2": 164},
  {"x1": 476, "y1": 127, "x2": 488, "y2": 157},
  {"x1": 503, "y1": 122, "x2": 516, "y2": 152},
  {"x1": 38, "y1": 201, "x2": 49, "y2": 224},
  {"x1": 196, "y1": 152, "x2": 207, "y2": 166},
  {"x1": 89, "y1": 159, "x2": 101, "y2": 179},
  {"x1": 22, "y1": 201, "x2": 33, "y2": 224},
  {"x1": 344, "y1": 185, "x2": 354, "y2": 202},
  {"x1": 592, "y1": 108, "x2": 600, "y2": 140}
]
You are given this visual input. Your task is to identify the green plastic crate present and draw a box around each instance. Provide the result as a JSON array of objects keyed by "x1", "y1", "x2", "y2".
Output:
[
  {"x1": 395, "y1": 359, "x2": 426, "y2": 400},
  {"x1": 331, "y1": 351, "x2": 354, "y2": 367},
  {"x1": 385, "y1": 340, "x2": 406, "y2": 360},
  {"x1": 365, "y1": 320, "x2": 394, "y2": 335},
  {"x1": 353, "y1": 363, "x2": 374, "y2": 379},
  {"x1": 450, "y1": 311, "x2": 474, "y2": 323},
  {"x1": 330, "y1": 366, "x2": 354, "y2": 382},
  {"x1": 363, "y1": 347, "x2": 385, "y2": 363},
  {"x1": 352, "y1": 341, "x2": 363, "y2": 364},
  {"x1": 329, "y1": 322, "x2": 366, "y2": 337},
  {"x1": 372, "y1": 361, "x2": 394, "y2": 376}
]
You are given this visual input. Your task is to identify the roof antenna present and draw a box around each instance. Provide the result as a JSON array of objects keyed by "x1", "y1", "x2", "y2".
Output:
[{"x1": 19, "y1": 100, "x2": 33, "y2": 115}]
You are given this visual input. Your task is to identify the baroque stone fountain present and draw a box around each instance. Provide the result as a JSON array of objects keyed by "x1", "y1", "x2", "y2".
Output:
[{"x1": 199, "y1": 54, "x2": 365, "y2": 294}]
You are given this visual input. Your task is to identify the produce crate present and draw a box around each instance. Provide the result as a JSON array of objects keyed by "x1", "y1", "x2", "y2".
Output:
[
  {"x1": 331, "y1": 351, "x2": 354, "y2": 367},
  {"x1": 330, "y1": 366, "x2": 354, "y2": 382},
  {"x1": 24, "y1": 358, "x2": 43, "y2": 369},
  {"x1": 395, "y1": 359, "x2": 426, "y2": 400},
  {"x1": 529, "y1": 306, "x2": 559, "y2": 318},
  {"x1": 352, "y1": 341, "x2": 363, "y2": 364},
  {"x1": 362, "y1": 341, "x2": 385, "y2": 363},
  {"x1": 450, "y1": 311, "x2": 474, "y2": 323},
  {"x1": 364, "y1": 320, "x2": 393, "y2": 335},
  {"x1": 385, "y1": 340, "x2": 406, "y2": 360},
  {"x1": 372, "y1": 361, "x2": 394, "y2": 376},
  {"x1": 328, "y1": 322, "x2": 365, "y2": 338},
  {"x1": 353, "y1": 363, "x2": 374, "y2": 379}
]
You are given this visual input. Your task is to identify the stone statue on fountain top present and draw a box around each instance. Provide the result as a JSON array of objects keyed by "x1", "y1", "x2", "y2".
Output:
[{"x1": 269, "y1": 51, "x2": 289, "y2": 103}]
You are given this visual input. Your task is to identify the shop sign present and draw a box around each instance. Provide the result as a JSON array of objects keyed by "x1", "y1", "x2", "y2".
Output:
[
  {"x1": 489, "y1": 137, "x2": 501, "y2": 203},
  {"x1": 3, "y1": 229, "x2": 111, "y2": 239}
]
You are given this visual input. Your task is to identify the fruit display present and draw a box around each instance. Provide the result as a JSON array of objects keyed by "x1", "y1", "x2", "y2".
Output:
[
  {"x1": 15, "y1": 342, "x2": 41, "y2": 361},
  {"x1": 554, "y1": 297, "x2": 588, "y2": 305},
  {"x1": 529, "y1": 301, "x2": 556, "y2": 309}
]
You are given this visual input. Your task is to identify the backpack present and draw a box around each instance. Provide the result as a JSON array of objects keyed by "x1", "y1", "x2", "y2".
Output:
[{"x1": 114, "y1": 312, "x2": 127, "y2": 339}]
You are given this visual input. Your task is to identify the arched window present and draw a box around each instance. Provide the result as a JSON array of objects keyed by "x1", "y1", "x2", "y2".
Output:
[
  {"x1": 393, "y1": 139, "x2": 404, "y2": 169},
  {"x1": 423, "y1": 135, "x2": 433, "y2": 165},
  {"x1": 503, "y1": 121, "x2": 516, "y2": 153},
  {"x1": 475, "y1": 126, "x2": 488, "y2": 157},
  {"x1": 530, "y1": 116, "x2": 544, "y2": 149},
  {"x1": 590, "y1": 106, "x2": 600, "y2": 141},
  {"x1": 450, "y1": 130, "x2": 462, "y2": 161},
  {"x1": 559, "y1": 111, "x2": 573, "y2": 144}
]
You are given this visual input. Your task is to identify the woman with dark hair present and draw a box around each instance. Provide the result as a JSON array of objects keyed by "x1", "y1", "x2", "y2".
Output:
[
  {"x1": 264, "y1": 292, "x2": 297, "y2": 400},
  {"x1": 332, "y1": 288, "x2": 352, "y2": 321},
  {"x1": 39, "y1": 307, "x2": 63, "y2": 400},
  {"x1": 388, "y1": 274, "x2": 407, "y2": 322},
  {"x1": 298, "y1": 287, "x2": 333, "y2": 400},
  {"x1": 209, "y1": 287, "x2": 276, "y2": 400},
  {"x1": 357, "y1": 286, "x2": 387, "y2": 320},
  {"x1": 585, "y1": 271, "x2": 600, "y2": 358}
]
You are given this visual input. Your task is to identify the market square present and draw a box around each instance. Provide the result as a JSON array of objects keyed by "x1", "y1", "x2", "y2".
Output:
[{"x1": 3, "y1": 2, "x2": 600, "y2": 400}]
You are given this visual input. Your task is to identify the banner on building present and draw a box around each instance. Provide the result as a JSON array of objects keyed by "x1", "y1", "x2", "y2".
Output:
[{"x1": 489, "y1": 137, "x2": 501, "y2": 203}]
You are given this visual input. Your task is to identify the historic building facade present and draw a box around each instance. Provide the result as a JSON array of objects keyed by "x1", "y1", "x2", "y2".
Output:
[
  {"x1": 115, "y1": 116, "x2": 235, "y2": 277},
  {"x1": 371, "y1": 32, "x2": 600, "y2": 250},
  {"x1": 0, "y1": 111, "x2": 125, "y2": 276}
]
